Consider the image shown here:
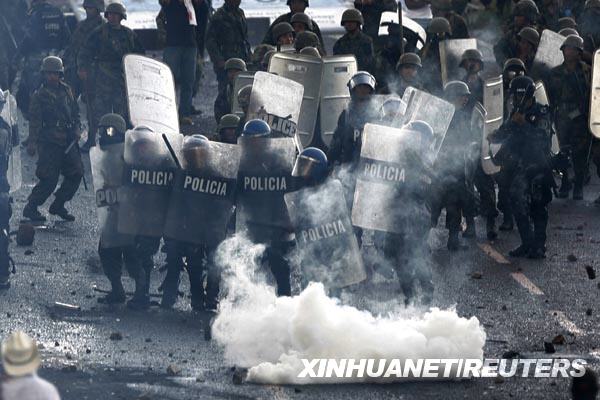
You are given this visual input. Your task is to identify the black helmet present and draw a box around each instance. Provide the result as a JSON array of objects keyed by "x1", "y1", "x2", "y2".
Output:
[{"x1": 509, "y1": 75, "x2": 536, "y2": 102}]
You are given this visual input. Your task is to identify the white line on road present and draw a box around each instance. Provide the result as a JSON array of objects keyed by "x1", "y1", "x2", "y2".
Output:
[
  {"x1": 550, "y1": 311, "x2": 583, "y2": 336},
  {"x1": 478, "y1": 243, "x2": 511, "y2": 264},
  {"x1": 510, "y1": 272, "x2": 544, "y2": 295}
]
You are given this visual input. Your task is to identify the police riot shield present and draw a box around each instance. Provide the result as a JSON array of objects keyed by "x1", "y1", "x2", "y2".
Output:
[
  {"x1": 268, "y1": 52, "x2": 324, "y2": 148},
  {"x1": 247, "y1": 71, "x2": 304, "y2": 140},
  {"x1": 236, "y1": 136, "x2": 296, "y2": 243},
  {"x1": 591, "y1": 49, "x2": 600, "y2": 139},
  {"x1": 285, "y1": 179, "x2": 366, "y2": 289},
  {"x1": 124, "y1": 54, "x2": 180, "y2": 135},
  {"x1": 401, "y1": 87, "x2": 455, "y2": 157},
  {"x1": 0, "y1": 91, "x2": 21, "y2": 193},
  {"x1": 117, "y1": 129, "x2": 182, "y2": 237},
  {"x1": 378, "y1": 12, "x2": 427, "y2": 51},
  {"x1": 352, "y1": 124, "x2": 428, "y2": 233},
  {"x1": 534, "y1": 81, "x2": 560, "y2": 154},
  {"x1": 481, "y1": 76, "x2": 504, "y2": 175},
  {"x1": 319, "y1": 55, "x2": 358, "y2": 148},
  {"x1": 90, "y1": 143, "x2": 135, "y2": 249},
  {"x1": 439, "y1": 38, "x2": 478, "y2": 87},
  {"x1": 231, "y1": 71, "x2": 255, "y2": 116},
  {"x1": 164, "y1": 142, "x2": 241, "y2": 247},
  {"x1": 530, "y1": 30, "x2": 564, "y2": 83},
  {"x1": 468, "y1": 103, "x2": 486, "y2": 181}
]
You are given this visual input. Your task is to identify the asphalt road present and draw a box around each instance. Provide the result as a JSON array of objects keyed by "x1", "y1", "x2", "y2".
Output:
[{"x1": 1, "y1": 61, "x2": 599, "y2": 399}]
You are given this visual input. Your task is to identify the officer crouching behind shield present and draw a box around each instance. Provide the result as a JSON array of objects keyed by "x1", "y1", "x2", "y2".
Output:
[
  {"x1": 23, "y1": 56, "x2": 83, "y2": 223},
  {"x1": 489, "y1": 76, "x2": 555, "y2": 259}
]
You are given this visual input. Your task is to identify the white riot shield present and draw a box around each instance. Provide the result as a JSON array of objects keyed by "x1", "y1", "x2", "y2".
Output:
[
  {"x1": 0, "y1": 91, "x2": 21, "y2": 193},
  {"x1": 90, "y1": 143, "x2": 135, "y2": 249},
  {"x1": 402, "y1": 87, "x2": 455, "y2": 157},
  {"x1": 481, "y1": 76, "x2": 504, "y2": 175},
  {"x1": 319, "y1": 55, "x2": 358, "y2": 148},
  {"x1": 231, "y1": 71, "x2": 255, "y2": 116},
  {"x1": 117, "y1": 130, "x2": 182, "y2": 237},
  {"x1": 236, "y1": 137, "x2": 296, "y2": 243},
  {"x1": 268, "y1": 53, "x2": 324, "y2": 148},
  {"x1": 534, "y1": 81, "x2": 560, "y2": 154},
  {"x1": 591, "y1": 49, "x2": 600, "y2": 139},
  {"x1": 439, "y1": 38, "x2": 478, "y2": 87},
  {"x1": 247, "y1": 71, "x2": 304, "y2": 140},
  {"x1": 378, "y1": 12, "x2": 427, "y2": 51},
  {"x1": 124, "y1": 55, "x2": 179, "y2": 134},
  {"x1": 285, "y1": 179, "x2": 366, "y2": 289},
  {"x1": 164, "y1": 142, "x2": 241, "y2": 247},
  {"x1": 530, "y1": 30, "x2": 564, "y2": 83},
  {"x1": 352, "y1": 124, "x2": 430, "y2": 233}
]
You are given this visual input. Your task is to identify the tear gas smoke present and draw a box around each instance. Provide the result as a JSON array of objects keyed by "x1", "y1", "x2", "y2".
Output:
[{"x1": 212, "y1": 235, "x2": 487, "y2": 385}]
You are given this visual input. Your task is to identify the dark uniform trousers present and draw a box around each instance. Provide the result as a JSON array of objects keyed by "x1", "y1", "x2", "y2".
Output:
[{"x1": 98, "y1": 242, "x2": 139, "y2": 286}]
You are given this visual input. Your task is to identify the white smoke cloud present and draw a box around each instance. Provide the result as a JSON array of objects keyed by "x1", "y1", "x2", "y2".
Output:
[{"x1": 212, "y1": 235, "x2": 487, "y2": 385}]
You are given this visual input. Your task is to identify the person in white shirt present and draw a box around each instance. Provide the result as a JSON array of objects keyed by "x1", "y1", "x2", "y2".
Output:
[{"x1": 1, "y1": 331, "x2": 61, "y2": 400}]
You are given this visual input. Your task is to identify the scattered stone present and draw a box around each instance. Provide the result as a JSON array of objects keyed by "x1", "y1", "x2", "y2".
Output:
[
  {"x1": 65, "y1": 353, "x2": 73, "y2": 360},
  {"x1": 567, "y1": 254, "x2": 578, "y2": 262},
  {"x1": 494, "y1": 376, "x2": 505, "y2": 384},
  {"x1": 38, "y1": 343, "x2": 44, "y2": 350},
  {"x1": 295, "y1": 387, "x2": 302, "y2": 393},
  {"x1": 54, "y1": 341, "x2": 60, "y2": 347},
  {"x1": 544, "y1": 342, "x2": 556, "y2": 354},
  {"x1": 471, "y1": 271, "x2": 483, "y2": 280},
  {"x1": 166, "y1": 364, "x2": 181, "y2": 376},
  {"x1": 586, "y1": 308, "x2": 593, "y2": 316},
  {"x1": 145, "y1": 338, "x2": 152, "y2": 343},
  {"x1": 6, "y1": 312, "x2": 11, "y2": 318},
  {"x1": 501, "y1": 305, "x2": 507, "y2": 311},
  {"x1": 195, "y1": 375, "x2": 205, "y2": 383},
  {"x1": 585, "y1": 266, "x2": 596, "y2": 280},
  {"x1": 45, "y1": 269, "x2": 53, "y2": 273},
  {"x1": 85, "y1": 348, "x2": 91, "y2": 354},
  {"x1": 552, "y1": 335, "x2": 566, "y2": 345},
  {"x1": 109, "y1": 332, "x2": 123, "y2": 341},
  {"x1": 24, "y1": 250, "x2": 34, "y2": 255},
  {"x1": 232, "y1": 368, "x2": 247, "y2": 385}
]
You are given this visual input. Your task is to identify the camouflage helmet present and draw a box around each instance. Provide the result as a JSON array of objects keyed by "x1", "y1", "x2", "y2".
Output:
[
  {"x1": 341, "y1": 9, "x2": 364, "y2": 26},
  {"x1": 83, "y1": 0, "x2": 105, "y2": 11},
  {"x1": 251, "y1": 44, "x2": 275, "y2": 65},
  {"x1": 513, "y1": 0, "x2": 539, "y2": 19},
  {"x1": 558, "y1": 28, "x2": 579, "y2": 37},
  {"x1": 428, "y1": 17, "x2": 452, "y2": 35},
  {"x1": 290, "y1": 12, "x2": 313, "y2": 30},
  {"x1": 444, "y1": 80, "x2": 471, "y2": 98},
  {"x1": 272, "y1": 22, "x2": 294, "y2": 42},
  {"x1": 218, "y1": 114, "x2": 241, "y2": 131},
  {"x1": 294, "y1": 31, "x2": 319, "y2": 51},
  {"x1": 585, "y1": 0, "x2": 600, "y2": 10},
  {"x1": 347, "y1": 71, "x2": 376, "y2": 92},
  {"x1": 41, "y1": 56, "x2": 64, "y2": 73},
  {"x1": 98, "y1": 113, "x2": 127, "y2": 134},
  {"x1": 262, "y1": 50, "x2": 277, "y2": 68},
  {"x1": 105, "y1": 2, "x2": 126, "y2": 19},
  {"x1": 299, "y1": 46, "x2": 321, "y2": 58},
  {"x1": 460, "y1": 48, "x2": 483, "y2": 67},
  {"x1": 560, "y1": 34, "x2": 584, "y2": 51},
  {"x1": 503, "y1": 57, "x2": 526, "y2": 72},
  {"x1": 558, "y1": 17, "x2": 577, "y2": 30},
  {"x1": 431, "y1": 0, "x2": 453, "y2": 11},
  {"x1": 237, "y1": 85, "x2": 253, "y2": 109},
  {"x1": 224, "y1": 58, "x2": 247, "y2": 72},
  {"x1": 396, "y1": 52, "x2": 422, "y2": 69},
  {"x1": 287, "y1": 0, "x2": 309, "y2": 6},
  {"x1": 517, "y1": 27, "x2": 540, "y2": 47}
]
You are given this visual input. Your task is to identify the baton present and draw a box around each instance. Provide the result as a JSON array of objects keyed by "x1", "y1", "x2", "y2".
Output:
[{"x1": 162, "y1": 133, "x2": 181, "y2": 169}]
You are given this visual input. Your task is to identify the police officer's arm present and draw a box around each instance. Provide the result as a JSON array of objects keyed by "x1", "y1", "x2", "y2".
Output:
[
  {"x1": 327, "y1": 111, "x2": 346, "y2": 165},
  {"x1": 206, "y1": 16, "x2": 225, "y2": 68}
]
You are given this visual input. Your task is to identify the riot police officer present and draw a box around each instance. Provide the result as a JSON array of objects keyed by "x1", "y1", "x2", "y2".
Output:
[
  {"x1": 291, "y1": 147, "x2": 329, "y2": 189},
  {"x1": 23, "y1": 56, "x2": 82, "y2": 223},
  {"x1": 548, "y1": 35, "x2": 591, "y2": 200},
  {"x1": 17, "y1": 0, "x2": 70, "y2": 117},
  {"x1": 489, "y1": 76, "x2": 554, "y2": 259}
]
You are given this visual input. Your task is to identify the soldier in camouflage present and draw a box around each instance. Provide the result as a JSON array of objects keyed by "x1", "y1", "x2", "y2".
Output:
[
  {"x1": 213, "y1": 58, "x2": 247, "y2": 123},
  {"x1": 333, "y1": 9, "x2": 375, "y2": 74},
  {"x1": 262, "y1": 0, "x2": 325, "y2": 50}
]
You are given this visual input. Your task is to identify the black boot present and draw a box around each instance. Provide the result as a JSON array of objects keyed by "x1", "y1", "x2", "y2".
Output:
[
  {"x1": 557, "y1": 176, "x2": 571, "y2": 199},
  {"x1": 462, "y1": 218, "x2": 476, "y2": 238},
  {"x1": 527, "y1": 247, "x2": 546, "y2": 259},
  {"x1": 509, "y1": 244, "x2": 530, "y2": 257},
  {"x1": 486, "y1": 216, "x2": 497, "y2": 241},
  {"x1": 499, "y1": 214, "x2": 513, "y2": 231},
  {"x1": 572, "y1": 184, "x2": 583, "y2": 201},
  {"x1": 22, "y1": 204, "x2": 46, "y2": 222},
  {"x1": 128, "y1": 269, "x2": 150, "y2": 310},
  {"x1": 160, "y1": 271, "x2": 180, "y2": 310},
  {"x1": 49, "y1": 201, "x2": 75, "y2": 221},
  {"x1": 97, "y1": 280, "x2": 126, "y2": 304}
]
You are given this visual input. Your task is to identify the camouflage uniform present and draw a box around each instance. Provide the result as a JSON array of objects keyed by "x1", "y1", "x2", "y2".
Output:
[
  {"x1": 206, "y1": 3, "x2": 251, "y2": 92},
  {"x1": 548, "y1": 61, "x2": 592, "y2": 197},
  {"x1": 78, "y1": 23, "x2": 144, "y2": 136},
  {"x1": 26, "y1": 81, "x2": 82, "y2": 209},
  {"x1": 353, "y1": 0, "x2": 397, "y2": 40},
  {"x1": 333, "y1": 31, "x2": 375, "y2": 73},
  {"x1": 263, "y1": 12, "x2": 326, "y2": 50}
]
